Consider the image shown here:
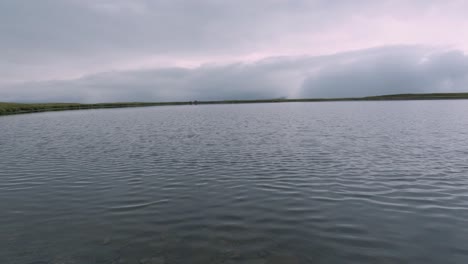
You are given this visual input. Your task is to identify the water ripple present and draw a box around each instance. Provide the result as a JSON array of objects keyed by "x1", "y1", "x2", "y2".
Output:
[{"x1": 1, "y1": 102, "x2": 468, "y2": 263}]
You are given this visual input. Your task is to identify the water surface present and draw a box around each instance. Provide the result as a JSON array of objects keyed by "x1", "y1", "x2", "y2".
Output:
[{"x1": 1, "y1": 101, "x2": 468, "y2": 264}]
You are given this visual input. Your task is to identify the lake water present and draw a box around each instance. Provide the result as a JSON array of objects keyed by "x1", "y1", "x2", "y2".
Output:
[{"x1": 1, "y1": 101, "x2": 468, "y2": 264}]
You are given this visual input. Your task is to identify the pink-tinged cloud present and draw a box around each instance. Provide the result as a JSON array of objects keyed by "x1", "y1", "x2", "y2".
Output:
[
  {"x1": 2, "y1": 46, "x2": 468, "y2": 103},
  {"x1": 1, "y1": 0, "x2": 468, "y2": 101}
]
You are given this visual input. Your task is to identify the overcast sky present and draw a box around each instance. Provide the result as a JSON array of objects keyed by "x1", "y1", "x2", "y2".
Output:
[{"x1": 1, "y1": 0, "x2": 468, "y2": 102}]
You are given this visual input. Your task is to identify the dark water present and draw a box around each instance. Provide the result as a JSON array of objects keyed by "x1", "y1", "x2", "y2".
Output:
[{"x1": 1, "y1": 101, "x2": 468, "y2": 264}]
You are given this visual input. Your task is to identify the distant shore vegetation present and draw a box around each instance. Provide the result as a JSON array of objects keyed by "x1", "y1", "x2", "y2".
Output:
[{"x1": 2, "y1": 92, "x2": 468, "y2": 116}]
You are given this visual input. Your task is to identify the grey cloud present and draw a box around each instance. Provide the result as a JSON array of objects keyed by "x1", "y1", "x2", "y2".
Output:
[
  {"x1": 1, "y1": 63, "x2": 292, "y2": 103},
  {"x1": 2, "y1": 46, "x2": 468, "y2": 103},
  {"x1": 0, "y1": 0, "x2": 303, "y2": 57},
  {"x1": 299, "y1": 48, "x2": 468, "y2": 98},
  {"x1": 0, "y1": 0, "x2": 369, "y2": 55},
  {"x1": 4, "y1": 0, "x2": 466, "y2": 83},
  {"x1": 0, "y1": 0, "x2": 342, "y2": 81},
  {"x1": 1, "y1": 0, "x2": 452, "y2": 55}
]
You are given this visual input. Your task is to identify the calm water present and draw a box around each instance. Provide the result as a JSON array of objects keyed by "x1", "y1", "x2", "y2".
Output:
[{"x1": 1, "y1": 101, "x2": 468, "y2": 264}]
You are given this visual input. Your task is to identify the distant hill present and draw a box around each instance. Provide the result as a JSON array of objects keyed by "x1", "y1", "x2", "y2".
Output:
[{"x1": 363, "y1": 93, "x2": 468, "y2": 100}]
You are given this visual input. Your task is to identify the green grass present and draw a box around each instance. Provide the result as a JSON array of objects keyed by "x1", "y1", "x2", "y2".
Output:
[
  {"x1": 2, "y1": 92, "x2": 468, "y2": 116},
  {"x1": 0, "y1": 102, "x2": 187, "y2": 116},
  {"x1": 363, "y1": 92, "x2": 468, "y2": 100}
]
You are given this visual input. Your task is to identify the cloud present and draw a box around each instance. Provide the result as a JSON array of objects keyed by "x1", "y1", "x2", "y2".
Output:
[
  {"x1": 2, "y1": 0, "x2": 468, "y2": 83},
  {"x1": 299, "y1": 47, "x2": 468, "y2": 98},
  {"x1": 2, "y1": 46, "x2": 468, "y2": 103},
  {"x1": 1, "y1": 63, "x2": 295, "y2": 103},
  {"x1": 2, "y1": 1, "x2": 468, "y2": 102}
]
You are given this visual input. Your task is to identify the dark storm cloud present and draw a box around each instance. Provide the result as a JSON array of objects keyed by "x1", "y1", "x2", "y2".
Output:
[{"x1": 3, "y1": 46, "x2": 468, "y2": 103}]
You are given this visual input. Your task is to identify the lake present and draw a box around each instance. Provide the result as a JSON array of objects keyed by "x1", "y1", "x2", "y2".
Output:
[{"x1": 1, "y1": 101, "x2": 468, "y2": 264}]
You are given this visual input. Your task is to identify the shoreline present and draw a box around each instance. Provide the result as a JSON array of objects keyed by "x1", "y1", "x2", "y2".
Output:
[{"x1": 2, "y1": 92, "x2": 468, "y2": 116}]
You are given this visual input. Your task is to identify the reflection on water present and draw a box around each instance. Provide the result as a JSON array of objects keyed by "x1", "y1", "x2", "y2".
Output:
[{"x1": 1, "y1": 101, "x2": 468, "y2": 264}]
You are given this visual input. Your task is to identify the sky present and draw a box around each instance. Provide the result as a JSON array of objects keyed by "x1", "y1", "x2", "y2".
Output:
[{"x1": 1, "y1": 0, "x2": 468, "y2": 102}]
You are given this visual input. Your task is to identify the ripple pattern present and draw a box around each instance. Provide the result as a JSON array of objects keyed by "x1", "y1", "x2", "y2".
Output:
[{"x1": 1, "y1": 101, "x2": 468, "y2": 264}]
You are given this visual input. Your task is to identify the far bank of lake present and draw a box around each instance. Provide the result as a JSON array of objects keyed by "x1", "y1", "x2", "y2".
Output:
[{"x1": 2, "y1": 92, "x2": 468, "y2": 116}]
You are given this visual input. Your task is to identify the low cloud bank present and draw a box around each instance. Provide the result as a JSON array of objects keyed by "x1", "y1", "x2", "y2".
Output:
[{"x1": 2, "y1": 46, "x2": 468, "y2": 103}]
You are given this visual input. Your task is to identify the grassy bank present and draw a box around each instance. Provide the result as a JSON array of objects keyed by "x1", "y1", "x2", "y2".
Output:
[
  {"x1": 2, "y1": 92, "x2": 468, "y2": 116},
  {"x1": 0, "y1": 102, "x2": 188, "y2": 116}
]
